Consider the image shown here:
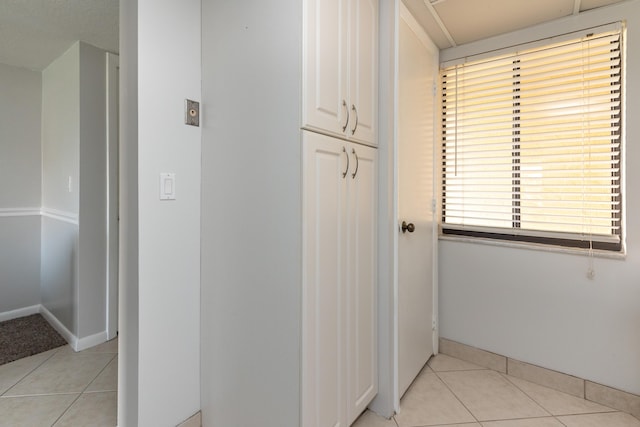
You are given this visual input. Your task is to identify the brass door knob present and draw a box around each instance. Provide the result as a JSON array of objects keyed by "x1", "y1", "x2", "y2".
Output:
[{"x1": 401, "y1": 221, "x2": 415, "y2": 233}]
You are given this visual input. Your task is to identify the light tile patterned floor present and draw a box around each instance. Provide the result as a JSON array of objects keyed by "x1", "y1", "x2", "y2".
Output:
[
  {"x1": 0, "y1": 338, "x2": 117, "y2": 427},
  {"x1": 354, "y1": 354, "x2": 640, "y2": 427},
  {"x1": 2, "y1": 346, "x2": 638, "y2": 427}
]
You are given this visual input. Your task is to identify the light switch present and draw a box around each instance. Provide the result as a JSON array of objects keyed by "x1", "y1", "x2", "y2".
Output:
[{"x1": 160, "y1": 173, "x2": 176, "y2": 200}]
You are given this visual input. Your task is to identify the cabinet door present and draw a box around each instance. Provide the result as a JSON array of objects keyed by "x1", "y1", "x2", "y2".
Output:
[
  {"x1": 347, "y1": 143, "x2": 378, "y2": 424},
  {"x1": 302, "y1": 131, "x2": 349, "y2": 427},
  {"x1": 302, "y1": 0, "x2": 349, "y2": 137},
  {"x1": 348, "y1": 0, "x2": 378, "y2": 145}
]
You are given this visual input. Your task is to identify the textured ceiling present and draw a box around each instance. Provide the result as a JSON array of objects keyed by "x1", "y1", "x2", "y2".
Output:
[
  {"x1": 403, "y1": 0, "x2": 628, "y2": 49},
  {"x1": 0, "y1": 0, "x2": 627, "y2": 70},
  {"x1": 0, "y1": 0, "x2": 118, "y2": 71}
]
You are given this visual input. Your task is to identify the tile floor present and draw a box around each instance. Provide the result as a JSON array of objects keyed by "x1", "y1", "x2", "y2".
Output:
[
  {"x1": 354, "y1": 354, "x2": 640, "y2": 427},
  {"x1": 2, "y1": 344, "x2": 638, "y2": 427},
  {"x1": 0, "y1": 337, "x2": 117, "y2": 427}
]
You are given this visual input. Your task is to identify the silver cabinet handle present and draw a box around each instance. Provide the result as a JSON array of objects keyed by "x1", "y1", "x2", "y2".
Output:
[
  {"x1": 351, "y1": 148, "x2": 359, "y2": 179},
  {"x1": 342, "y1": 100, "x2": 350, "y2": 132},
  {"x1": 342, "y1": 146, "x2": 349, "y2": 178},
  {"x1": 351, "y1": 104, "x2": 358, "y2": 135}
]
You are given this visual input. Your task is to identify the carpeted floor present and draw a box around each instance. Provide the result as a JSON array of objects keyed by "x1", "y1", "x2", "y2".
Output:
[{"x1": 0, "y1": 314, "x2": 68, "y2": 366}]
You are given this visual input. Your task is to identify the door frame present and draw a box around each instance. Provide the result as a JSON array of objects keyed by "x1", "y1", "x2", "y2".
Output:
[{"x1": 106, "y1": 52, "x2": 119, "y2": 340}]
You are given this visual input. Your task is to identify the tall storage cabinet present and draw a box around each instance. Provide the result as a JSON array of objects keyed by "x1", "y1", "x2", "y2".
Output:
[
  {"x1": 302, "y1": 0, "x2": 378, "y2": 424},
  {"x1": 302, "y1": 132, "x2": 377, "y2": 427}
]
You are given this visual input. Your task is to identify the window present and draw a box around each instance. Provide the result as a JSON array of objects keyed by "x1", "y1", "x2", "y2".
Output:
[{"x1": 440, "y1": 26, "x2": 623, "y2": 251}]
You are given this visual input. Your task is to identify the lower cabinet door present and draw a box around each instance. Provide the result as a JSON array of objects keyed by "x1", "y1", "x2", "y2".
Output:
[
  {"x1": 302, "y1": 131, "x2": 349, "y2": 427},
  {"x1": 347, "y1": 143, "x2": 378, "y2": 424}
]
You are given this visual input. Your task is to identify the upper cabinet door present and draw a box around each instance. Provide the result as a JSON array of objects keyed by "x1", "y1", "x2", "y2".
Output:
[
  {"x1": 303, "y1": 0, "x2": 349, "y2": 137},
  {"x1": 348, "y1": 0, "x2": 377, "y2": 145},
  {"x1": 303, "y1": 0, "x2": 378, "y2": 146}
]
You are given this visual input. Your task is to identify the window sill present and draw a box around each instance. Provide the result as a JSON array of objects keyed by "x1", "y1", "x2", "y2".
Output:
[{"x1": 438, "y1": 233, "x2": 627, "y2": 260}]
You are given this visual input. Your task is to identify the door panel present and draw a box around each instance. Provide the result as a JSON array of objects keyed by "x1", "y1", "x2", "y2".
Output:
[
  {"x1": 303, "y1": 0, "x2": 348, "y2": 137},
  {"x1": 349, "y1": 0, "x2": 378, "y2": 145},
  {"x1": 397, "y1": 13, "x2": 439, "y2": 398},
  {"x1": 302, "y1": 131, "x2": 349, "y2": 427},
  {"x1": 347, "y1": 144, "x2": 377, "y2": 424}
]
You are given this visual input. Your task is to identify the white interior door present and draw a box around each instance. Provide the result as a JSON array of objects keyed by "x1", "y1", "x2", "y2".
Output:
[{"x1": 397, "y1": 7, "x2": 439, "y2": 398}]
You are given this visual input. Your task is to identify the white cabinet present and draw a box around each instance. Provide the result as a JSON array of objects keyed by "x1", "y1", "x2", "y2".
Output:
[
  {"x1": 302, "y1": 130, "x2": 377, "y2": 427},
  {"x1": 303, "y1": 0, "x2": 378, "y2": 146},
  {"x1": 302, "y1": 1, "x2": 378, "y2": 423}
]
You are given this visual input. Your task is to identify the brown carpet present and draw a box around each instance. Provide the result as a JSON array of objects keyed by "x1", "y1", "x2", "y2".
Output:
[{"x1": 0, "y1": 314, "x2": 68, "y2": 366}]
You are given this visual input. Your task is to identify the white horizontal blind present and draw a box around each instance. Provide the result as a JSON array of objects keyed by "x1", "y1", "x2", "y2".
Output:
[{"x1": 441, "y1": 29, "x2": 622, "y2": 250}]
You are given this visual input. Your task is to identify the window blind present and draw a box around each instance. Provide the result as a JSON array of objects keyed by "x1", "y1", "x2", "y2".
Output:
[{"x1": 441, "y1": 28, "x2": 623, "y2": 251}]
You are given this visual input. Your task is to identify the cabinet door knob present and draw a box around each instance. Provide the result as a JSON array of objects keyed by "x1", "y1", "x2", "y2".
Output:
[
  {"x1": 401, "y1": 221, "x2": 415, "y2": 233},
  {"x1": 342, "y1": 100, "x2": 350, "y2": 132},
  {"x1": 342, "y1": 146, "x2": 349, "y2": 178},
  {"x1": 351, "y1": 104, "x2": 359, "y2": 135},
  {"x1": 351, "y1": 148, "x2": 359, "y2": 179}
]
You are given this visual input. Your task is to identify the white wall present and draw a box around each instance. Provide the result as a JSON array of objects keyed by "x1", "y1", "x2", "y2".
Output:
[
  {"x1": 41, "y1": 41, "x2": 110, "y2": 348},
  {"x1": 439, "y1": 0, "x2": 640, "y2": 396},
  {"x1": 0, "y1": 63, "x2": 42, "y2": 315},
  {"x1": 118, "y1": 0, "x2": 139, "y2": 423},
  {"x1": 133, "y1": 0, "x2": 202, "y2": 425},
  {"x1": 41, "y1": 44, "x2": 80, "y2": 333},
  {"x1": 0, "y1": 215, "x2": 41, "y2": 315},
  {"x1": 200, "y1": 1, "x2": 302, "y2": 426},
  {"x1": 0, "y1": 64, "x2": 42, "y2": 208},
  {"x1": 77, "y1": 42, "x2": 108, "y2": 341}
]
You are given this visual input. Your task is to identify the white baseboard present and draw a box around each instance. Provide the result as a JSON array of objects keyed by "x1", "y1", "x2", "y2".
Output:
[
  {"x1": 76, "y1": 330, "x2": 109, "y2": 352},
  {"x1": 0, "y1": 305, "x2": 41, "y2": 322},
  {"x1": 2, "y1": 304, "x2": 109, "y2": 353},
  {"x1": 39, "y1": 305, "x2": 109, "y2": 352},
  {"x1": 39, "y1": 305, "x2": 77, "y2": 350}
]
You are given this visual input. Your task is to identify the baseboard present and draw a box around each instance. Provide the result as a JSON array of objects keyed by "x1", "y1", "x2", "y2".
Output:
[
  {"x1": 439, "y1": 337, "x2": 640, "y2": 420},
  {"x1": 39, "y1": 305, "x2": 77, "y2": 350},
  {"x1": 76, "y1": 330, "x2": 109, "y2": 352},
  {"x1": 0, "y1": 305, "x2": 41, "y2": 322}
]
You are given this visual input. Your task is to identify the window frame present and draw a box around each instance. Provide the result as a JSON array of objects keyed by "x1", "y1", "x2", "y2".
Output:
[{"x1": 438, "y1": 23, "x2": 626, "y2": 253}]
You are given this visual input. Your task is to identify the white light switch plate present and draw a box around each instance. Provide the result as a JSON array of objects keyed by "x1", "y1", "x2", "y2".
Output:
[{"x1": 160, "y1": 173, "x2": 176, "y2": 200}]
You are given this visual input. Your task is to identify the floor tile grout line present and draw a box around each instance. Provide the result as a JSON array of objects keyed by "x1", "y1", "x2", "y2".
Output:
[
  {"x1": 477, "y1": 415, "x2": 562, "y2": 423},
  {"x1": 2, "y1": 346, "x2": 115, "y2": 398},
  {"x1": 432, "y1": 370, "x2": 482, "y2": 425},
  {"x1": 49, "y1": 391, "x2": 84, "y2": 426},
  {"x1": 0, "y1": 345, "x2": 65, "y2": 398},
  {"x1": 0, "y1": 391, "x2": 80, "y2": 398},
  {"x1": 500, "y1": 372, "x2": 621, "y2": 416},
  {"x1": 49, "y1": 351, "x2": 118, "y2": 426},
  {"x1": 500, "y1": 372, "x2": 554, "y2": 418},
  {"x1": 78, "y1": 352, "x2": 117, "y2": 395}
]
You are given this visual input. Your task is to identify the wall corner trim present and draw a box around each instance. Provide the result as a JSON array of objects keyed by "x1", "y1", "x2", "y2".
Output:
[{"x1": 39, "y1": 304, "x2": 77, "y2": 349}]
